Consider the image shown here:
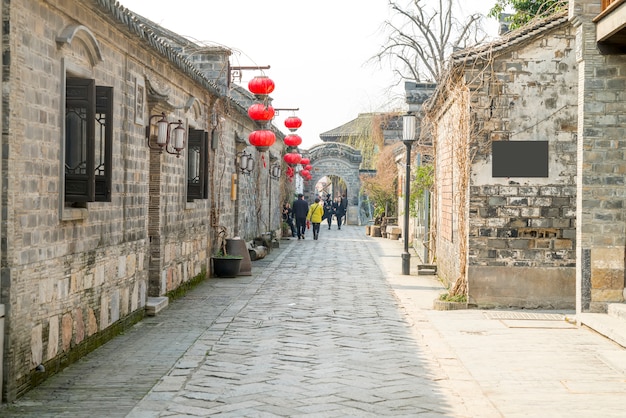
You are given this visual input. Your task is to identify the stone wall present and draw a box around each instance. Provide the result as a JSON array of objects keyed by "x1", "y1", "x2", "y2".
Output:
[
  {"x1": 430, "y1": 16, "x2": 578, "y2": 308},
  {"x1": 466, "y1": 19, "x2": 578, "y2": 308},
  {"x1": 0, "y1": 0, "x2": 281, "y2": 401},
  {"x1": 467, "y1": 19, "x2": 578, "y2": 308},
  {"x1": 432, "y1": 93, "x2": 466, "y2": 288},
  {"x1": 572, "y1": 0, "x2": 626, "y2": 312}
]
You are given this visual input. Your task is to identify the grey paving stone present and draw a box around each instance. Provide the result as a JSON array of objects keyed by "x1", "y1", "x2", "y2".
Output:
[{"x1": 3, "y1": 225, "x2": 626, "y2": 417}]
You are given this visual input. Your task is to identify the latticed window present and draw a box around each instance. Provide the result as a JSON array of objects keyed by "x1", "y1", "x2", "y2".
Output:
[
  {"x1": 65, "y1": 78, "x2": 112, "y2": 203},
  {"x1": 187, "y1": 128, "x2": 208, "y2": 201},
  {"x1": 95, "y1": 86, "x2": 112, "y2": 201}
]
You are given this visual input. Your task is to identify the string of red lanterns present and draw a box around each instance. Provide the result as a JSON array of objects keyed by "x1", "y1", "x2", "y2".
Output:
[
  {"x1": 246, "y1": 74, "x2": 312, "y2": 181},
  {"x1": 247, "y1": 76, "x2": 278, "y2": 166}
]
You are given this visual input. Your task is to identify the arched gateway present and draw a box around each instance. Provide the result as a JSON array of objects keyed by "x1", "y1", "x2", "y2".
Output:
[{"x1": 304, "y1": 142, "x2": 362, "y2": 225}]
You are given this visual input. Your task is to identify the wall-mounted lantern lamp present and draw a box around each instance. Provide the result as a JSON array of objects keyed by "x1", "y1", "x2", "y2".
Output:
[
  {"x1": 146, "y1": 112, "x2": 186, "y2": 158},
  {"x1": 270, "y1": 163, "x2": 282, "y2": 179},
  {"x1": 237, "y1": 150, "x2": 255, "y2": 175}
]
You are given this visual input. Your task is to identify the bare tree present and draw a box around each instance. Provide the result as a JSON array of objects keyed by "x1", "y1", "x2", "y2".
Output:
[{"x1": 373, "y1": 0, "x2": 486, "y2": 83}]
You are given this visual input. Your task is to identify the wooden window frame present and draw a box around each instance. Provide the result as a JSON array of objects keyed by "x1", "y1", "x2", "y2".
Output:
[
  {"x1": 187, "y1": 128, "x2": 209, "y2": 201},
  {"x1": 64, "y1": 78, "x2": 112, "y2": 204}
]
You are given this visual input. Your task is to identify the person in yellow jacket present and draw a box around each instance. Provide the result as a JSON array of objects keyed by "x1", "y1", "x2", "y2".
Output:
[{"x1": 307, "y1": 197, "x2": 325, "y2": 240}]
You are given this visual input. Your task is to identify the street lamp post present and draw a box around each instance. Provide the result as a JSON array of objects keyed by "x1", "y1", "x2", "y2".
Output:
[{"x1": 401, "y1": 113, "x2": 416, "y2": 275}]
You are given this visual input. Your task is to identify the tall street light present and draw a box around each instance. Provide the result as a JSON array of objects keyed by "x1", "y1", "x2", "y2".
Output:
[{"x1": 402, "y1": 113, "x2": 417, "y2": 275}]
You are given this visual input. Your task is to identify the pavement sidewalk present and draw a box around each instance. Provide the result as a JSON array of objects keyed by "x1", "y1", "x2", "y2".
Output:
[{"x1": 2, "y1": 224, "x2": 626, "y2": 417}]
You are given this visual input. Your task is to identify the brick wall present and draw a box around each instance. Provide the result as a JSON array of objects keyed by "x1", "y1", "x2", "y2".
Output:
[
  {"x1": 466, "y1": 20, "x2": 578, "y2": 307},
  {"x1": 572, "y1": 0, "x2": 626, "y2": 312},
  {"x1": 431, "y1": 17, "x2": 578, "y2": 306},
  {"x1": 1, "y1": 0, "x2": 278, "y2": 401}
]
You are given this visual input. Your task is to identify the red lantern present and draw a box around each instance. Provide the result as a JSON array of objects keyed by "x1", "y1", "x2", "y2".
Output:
[
  {"x1": 284, "y1": 116, "x2": 302, "y2": 132},
  {"x1": 248, "y1": 130, "x2": 276, "y2": 152},
  {"x1": 300, "y1": 169, "x2": 310, "y2": 178},
  {"x1": 304, "y1": 164, "x2": 312, "y2": 171},
  {"x1": 248, "y1": 76, "x2": 275, "y2": 95},
  {"x1": 247, "y1": 104, "x2": 275, "y2": 121},
  {"x1": 283, "y1": 151, "x2": 302, "y2": 165},
  {"x1": 300, "y1": 157, "x2": 310, "y2": 166},
  {"x1": 284, "y1": 134, "x2": 302, "y2": 148}
]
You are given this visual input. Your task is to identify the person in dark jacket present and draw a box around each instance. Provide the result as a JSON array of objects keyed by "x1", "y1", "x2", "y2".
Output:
[
  {"x1": 292, "y1": 193, "x2": 309, "y2": 239},
  {"x1": 282, "y1": 202, "x2": 296, "y2": 237},
  {"x1": 323, "y1": 194, "x2": 334, "y2": 230},
  {"x1": 334, "y1": 196, "x2": 346, "y2": 230}
]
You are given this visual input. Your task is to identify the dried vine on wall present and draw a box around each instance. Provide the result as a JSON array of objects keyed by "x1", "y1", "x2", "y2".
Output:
[
  {"x1": 209, "y1": 99, "x2": 231, "y2": 234},
  {"x1": 423, "y1": 47, "x2": 496, "y2": 298}
]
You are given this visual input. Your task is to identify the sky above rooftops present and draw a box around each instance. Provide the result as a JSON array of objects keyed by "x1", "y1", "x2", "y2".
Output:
[{"x1": 119, "y1": 0, "x2": 499, "y2": 149}]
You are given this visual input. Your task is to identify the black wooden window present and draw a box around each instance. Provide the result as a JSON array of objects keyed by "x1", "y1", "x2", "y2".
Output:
[
  {"x1": 65, "y1": 78, "x2": 112, "y2": 203},
  {"x1": 187, "y1": 128, "x2": 208, "y2": 201},
  {"x1": 95, "y1": 86, "x2": 113, "y2": 201}
]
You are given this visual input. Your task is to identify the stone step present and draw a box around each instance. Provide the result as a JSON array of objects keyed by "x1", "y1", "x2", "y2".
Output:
[
  {"x1": 417, "y1": 264, "x2": 437, "y2": 275},
  {"x1": 578, "y1": 311, "x2": 626, "y2": 349},
  {"x1": 145, "y1": 296, "x2": 169, "y2": 316},
  {"x1": 608, "y1": 303, "x2": 626, "y2": 321}
]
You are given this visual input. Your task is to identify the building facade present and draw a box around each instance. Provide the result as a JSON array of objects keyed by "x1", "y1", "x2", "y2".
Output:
[
  {"x1": 428, "y1": 12, "x2": 579, "y2": 308},
  {"x1": 1, "y1": 0, "x2": 285, "y2": 401},
  {"x1": 573, "y1": 0, "x2": 626, "y2": 314}
]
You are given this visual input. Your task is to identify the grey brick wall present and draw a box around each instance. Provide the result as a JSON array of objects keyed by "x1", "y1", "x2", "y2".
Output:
[
  {"x1": 432, "y1": 18, "x2": 578, "y2": 306},
  {"x1": 572, "y1": 0, "x2": 626, "y2": 312},
  {"x1": 1, "y1": 0, "x2": 283, "y2": 401}
]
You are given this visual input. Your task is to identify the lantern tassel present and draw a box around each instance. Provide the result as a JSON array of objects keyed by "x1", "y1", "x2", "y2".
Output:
[{"x1": 262, "y1": 153, "x2": 266, "y2": 168}]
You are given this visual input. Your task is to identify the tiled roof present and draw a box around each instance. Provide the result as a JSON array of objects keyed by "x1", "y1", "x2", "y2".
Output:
[
  {"x1": 92, "y1": 0, "x2": 250, "y2": 116},
  {"x1": 319, "y1": 114, "x2": 377, "y2": 139},
  {"x1": 451, "y1": 10, "x2": 570, "y2": 65}
]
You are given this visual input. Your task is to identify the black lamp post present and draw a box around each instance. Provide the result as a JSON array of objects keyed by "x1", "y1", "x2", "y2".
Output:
[{"x1": 401, "y1": 113, "x2": 417, "y2": 275}]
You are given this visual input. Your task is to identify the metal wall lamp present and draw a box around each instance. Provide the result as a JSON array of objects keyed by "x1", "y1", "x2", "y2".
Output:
[
  {"x1": 146, "y1": 112, "x2": 186, "y2": 158},
  {"x1": 237, "y1": 150, "x2": 255, "y2": 175},
  {"x1": 270, "y1": 163, "x2": 282, "y2": 179}
]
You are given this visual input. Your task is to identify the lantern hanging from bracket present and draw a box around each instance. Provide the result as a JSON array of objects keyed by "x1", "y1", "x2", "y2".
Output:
[
  {"x1": 248, "y1": 130, "x2": 276, "y2": 152},
  {"x1": 283, "y1": 151, "x2": 302, "y2": 166},
  {"x1": 284, "y1": 134, "x2": 302, "y2": 148},
  {"x1": 248, "y1": 103, "x2": 275, "y2": 121},
  {"x1": 248, "y1": 76, "x2": 275, "y2": 96},
  {"x1": 284, "y1": 116, "x2": 302, "y2": 132}
]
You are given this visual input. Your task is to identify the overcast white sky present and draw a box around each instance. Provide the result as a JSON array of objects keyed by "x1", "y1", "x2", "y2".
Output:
[{"x1": 119, "y1": 0, "x2": 500, "y2": 149}]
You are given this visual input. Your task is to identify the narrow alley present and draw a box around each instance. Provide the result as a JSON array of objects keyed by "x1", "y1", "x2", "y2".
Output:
[{"x1": 3, "y1": 225, "x2": 626, "y2": 417}]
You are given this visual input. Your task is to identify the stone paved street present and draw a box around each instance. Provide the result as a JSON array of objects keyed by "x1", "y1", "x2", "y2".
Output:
[{"x1": 2, "y1": 224, "x2": 626, "y2": 417}]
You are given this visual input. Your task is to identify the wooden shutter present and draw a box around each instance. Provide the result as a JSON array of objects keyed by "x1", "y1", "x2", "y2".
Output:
[{"x1": 65, "y1": 78, "x2": 95, "y2": 202}]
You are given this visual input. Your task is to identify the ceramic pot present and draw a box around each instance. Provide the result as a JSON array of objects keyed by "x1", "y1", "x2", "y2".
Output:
[{"x1": 211, "y1": 256, "x2": 243, "y2": 278}]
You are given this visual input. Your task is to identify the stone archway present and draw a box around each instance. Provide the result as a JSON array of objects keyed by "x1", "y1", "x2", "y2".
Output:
[{"x1": 304, "y1": 142, "x2": 362, "y2": 225}]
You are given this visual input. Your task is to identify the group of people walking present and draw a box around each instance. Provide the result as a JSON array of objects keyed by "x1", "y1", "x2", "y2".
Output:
[{"x1": 282, "y1": 193, "x2": 347, "y2": 241}]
